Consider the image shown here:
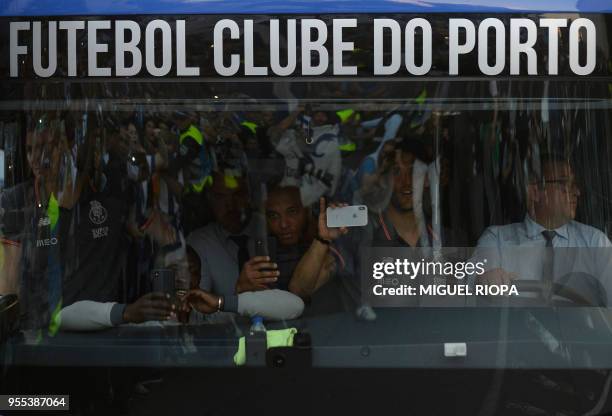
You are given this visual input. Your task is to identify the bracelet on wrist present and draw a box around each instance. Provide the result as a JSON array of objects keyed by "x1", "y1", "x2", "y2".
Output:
[
  {"x1": 218, "y1": 295, "x2": 224, "y2": 311},
  {"x1": 315, "y1": 236, "x2": 331, "y2": 245},
  {"x1": 0, "y1": 238, "x2": 21, "y2": 247}
]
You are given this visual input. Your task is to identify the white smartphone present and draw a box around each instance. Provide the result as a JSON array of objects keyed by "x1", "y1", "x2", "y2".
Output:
[{"x1": 326, "y1": 205, "x2": 368, "y2": 228}]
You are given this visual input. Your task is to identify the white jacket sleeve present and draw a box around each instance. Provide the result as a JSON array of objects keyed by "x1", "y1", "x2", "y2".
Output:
[
  {"x1": 238, "y1": 289, "x2": 304, "y2": 321},
  {"x1": 58, "y1": 301, "x2": 118, "y2": 331}
]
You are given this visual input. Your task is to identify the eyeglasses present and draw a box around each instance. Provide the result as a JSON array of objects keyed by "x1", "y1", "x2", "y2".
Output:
[{"x1": 542, "y1": 178, "x2": 579, "y2": 192}]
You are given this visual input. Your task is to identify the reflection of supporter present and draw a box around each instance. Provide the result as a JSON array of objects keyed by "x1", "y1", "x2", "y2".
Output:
[
  {"x1": 273, "y1": 109, "x2": 342, "y2": 206},
  {"x1": 168, "y1": 111, "x2": 212, "y2": 194},
  {"x1": 165, "y1": 112, "x2": 213, "y2": 234},
  {"x1": 157, "y1": 120, "x2": 176, "y2": 154},
  {"x1": 117, "y1": 116, "x2": 163, "y2": 299},
  {"x1": 142, "y1": 117, "x2": 159, "y2": 155},
  {"x1": 208, "y1": 113, "x2": 249, "y2": 184},
  {"x1": 474, "y1": 155, "x2": 612, "y2": 304},
  {"x1": 335, "y1": 107, "x2": 360, "y2": 153},
  {"x1": 236, "y1": 109, "x2": 276, "y2": 158},
  {"x1": 264, "y1": 185, "x2": 347, "y2": 299},
  {"x1": 187, "y1": 171, "x2": 304, "y2": 321},
  {"x1": 360, "y1": 111, "x2": 403, "y2": 144},
  {"x1": 351, "y1": 138, "x2": 397, "y2": 209}
]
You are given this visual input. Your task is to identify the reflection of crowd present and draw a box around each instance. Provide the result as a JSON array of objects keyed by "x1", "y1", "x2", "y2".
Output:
[{"x1": 1, "y1": 94, "x2": 611, "y2": 332}]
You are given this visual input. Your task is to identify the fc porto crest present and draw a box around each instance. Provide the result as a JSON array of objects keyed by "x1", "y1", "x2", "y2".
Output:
[{"x1": 89, "y1": 200, "x2": 108, "y2": 225}]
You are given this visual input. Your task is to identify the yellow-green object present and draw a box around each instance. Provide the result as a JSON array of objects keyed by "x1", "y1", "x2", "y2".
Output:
[
  {"x1": 179, "y1": 124, "x2": 212, "y2": 194},
  {"x1": 224, "y1": 174, "x2": 238, "y2": 189},
  {"x1": 240, "y1": 121, "x2": 259, "y2": 135},
  {"x1": 47, "y1": 193, "x2": 59, "y2": 231},
  {"x1": 336, "y1": 109, "x2": 361, "y2": 124},
  {"x1": 48, "y1": 297, "x2": 62, "y2": 337},
  {"x1": 233, "y1": 327, "x2": 298, "y2": 366},
  {"x1": 415, "y1": 88, "x2": 427, "y2": 105},
  {"x1": 339, "y1": 141, "x2": 357, "y2": 152},
  {"x1": 189, "y1": 175, "x2": 213, "y2": 193},
  {"x1": 179, "y1": 125, "x2": 203, "y2": 146}
]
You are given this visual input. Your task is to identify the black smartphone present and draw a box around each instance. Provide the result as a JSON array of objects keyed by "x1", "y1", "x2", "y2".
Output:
[
  {"x1": 255, "y1": 237, "x2": 278, "y2": 288},
  {"x1": 151, "y1": 269, "x2": 176, "y2": 297}
]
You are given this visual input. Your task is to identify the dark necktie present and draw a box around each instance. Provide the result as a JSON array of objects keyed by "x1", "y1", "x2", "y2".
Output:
[
  {"x1": 542, "y1": 230, "x2": 556, "y2": 248},
  {"x1": 229, "y1": 235, "x2": 250, "y2": 272},
  {"x1": 541, "y1": 230, "x2": 557, "y2": 297}
]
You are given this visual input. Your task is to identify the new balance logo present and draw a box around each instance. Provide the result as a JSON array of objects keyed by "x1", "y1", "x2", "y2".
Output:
[{"x1": 36, "y1": 237, "x2": 58, "y2": 247}]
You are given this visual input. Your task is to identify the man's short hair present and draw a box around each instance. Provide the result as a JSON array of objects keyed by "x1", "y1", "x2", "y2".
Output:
[
  {"x1": 528, "y1": 153, "x2": 572, "y2": 186},
  {"x1": 265, "y1": 180, "x2": 302, "y2": 205},
  {"x1": 395, "y1": 136, "x2": 432, "y2": 164}
]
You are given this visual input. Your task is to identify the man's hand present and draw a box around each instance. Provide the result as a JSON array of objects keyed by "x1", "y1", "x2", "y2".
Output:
[
  {"x1": 123, "y1": 292, "x2": 175, "y2": 323},
  {"x1": 377, "y1": 145, "x2": 398, "y2": 175},
  {"x1": 478, "y1": 268, "x2": 518, "y2": 286},
  {"x1": 143, "y1": 210, "x2": 177, "y2": 246},
  {"x1": 318, "y1": 197, "x2": 349, "y2": 242},
  {"x1": 236, "y1": 256, "x2": 279, "y2": 293},
  {"x1": 181, "y1": 289, "x2": 221, "y2": 315}
]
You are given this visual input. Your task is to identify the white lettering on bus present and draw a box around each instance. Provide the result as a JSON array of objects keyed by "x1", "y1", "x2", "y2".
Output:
[{"x1": 8, "y1": 17, "x2": 599, "y2": 78}]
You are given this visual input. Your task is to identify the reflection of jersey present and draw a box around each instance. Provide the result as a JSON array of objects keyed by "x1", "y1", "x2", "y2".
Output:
[
  {"x1": 275, "y1": 124, "x2": 342, "y2": 206},
  {"x1": 0, "y1": 182, "x2": 62, "y2": 330},
  {"x1": 59, "y1": 185, "x2": 129, "y2": 308}
]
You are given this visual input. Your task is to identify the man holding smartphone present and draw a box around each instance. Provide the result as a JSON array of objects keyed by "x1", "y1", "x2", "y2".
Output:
[
  {"x1": 264, "y1": 184, "x2": 348, "y2": 301},
  {"x1": 187, "y1": 171, "x2": 304, "y2": 321},
  {"x1": 182, "y1": 246, "x2": 304, "y2": 321}
]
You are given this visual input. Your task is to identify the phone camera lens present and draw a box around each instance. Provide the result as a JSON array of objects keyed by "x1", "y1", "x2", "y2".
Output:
[{"x1": 272, "y1": 354, "x2": 286, "y2": 368}]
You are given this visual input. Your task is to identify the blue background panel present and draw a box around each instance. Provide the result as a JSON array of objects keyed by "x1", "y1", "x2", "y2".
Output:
[{"x1": 0, "y1": 0, "x2": 611, "y2": 17}]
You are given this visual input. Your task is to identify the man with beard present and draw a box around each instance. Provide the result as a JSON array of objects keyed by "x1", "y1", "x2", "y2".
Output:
[
  {"x1": 359, "y1": 139, "x2": 432, "y2": 247},
  {"x1": 336, "y1": 139, "x2": 438, "y2": 319}
]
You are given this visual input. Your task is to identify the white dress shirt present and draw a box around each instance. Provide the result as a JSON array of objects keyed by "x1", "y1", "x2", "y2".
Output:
[{"x1": 472, "y1": 215, "x2": 612, "y2": 305}]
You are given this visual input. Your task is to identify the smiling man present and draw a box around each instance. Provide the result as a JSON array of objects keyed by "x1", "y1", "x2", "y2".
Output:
[
  {"x1": 366, "y1": 139, "x2": 433, "y2": 247},
  {"x1": 333, "y1": 139, "x2": 437, "y2": 319}
]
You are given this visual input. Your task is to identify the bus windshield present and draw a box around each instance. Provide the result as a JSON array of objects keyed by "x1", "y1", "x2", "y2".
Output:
[{"x1": 1, "y1": 6, "x2": 612, "y2": 416}]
